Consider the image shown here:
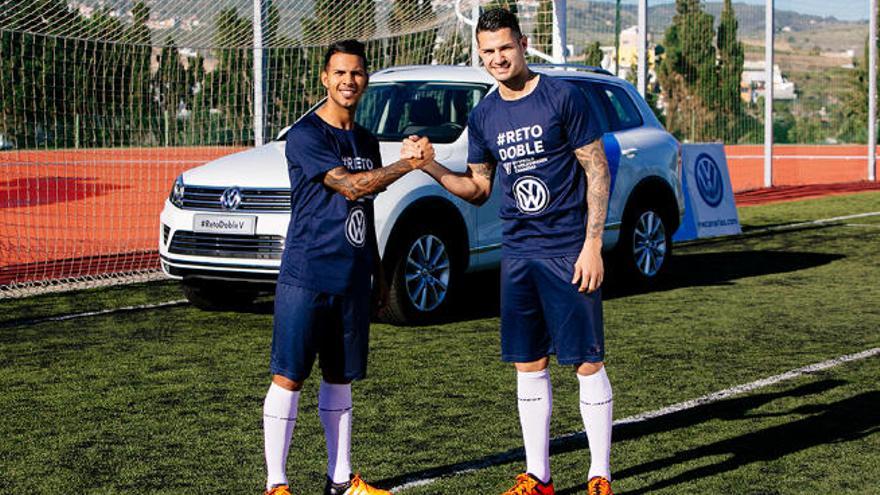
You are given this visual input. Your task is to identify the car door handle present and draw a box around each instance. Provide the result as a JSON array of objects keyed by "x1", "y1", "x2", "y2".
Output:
[{"x1": 621, "y1": 147, "x2": 639, "y2": 158}]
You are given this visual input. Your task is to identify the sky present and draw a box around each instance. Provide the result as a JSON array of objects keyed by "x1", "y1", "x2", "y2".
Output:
[{"x1": 646, "y1": 0, "x2": 871, "y2": 21}]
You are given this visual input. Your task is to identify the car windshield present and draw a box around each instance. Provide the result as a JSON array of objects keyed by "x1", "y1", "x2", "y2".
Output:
[{"x1": 355, "y1": 82, "x2": 488, "y2": 144}]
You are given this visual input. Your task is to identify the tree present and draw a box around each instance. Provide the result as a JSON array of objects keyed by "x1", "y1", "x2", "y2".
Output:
[
  {"x1": 531, "y1": 0, "x2": 553, "y2": 60},
  {"x1": 388, "y1": 0, "x2": 437, "y2": 66},
  {"x1": 434, "y1": 24, "x2": 471, "y2": 65},
  {"x1": 657, "y1": 0, "x2": 720, "y2": 142},
  {"x1": 128, "y1": 1, "x2": 153, "y2": 146},
  {"x1": 154, "y1": 36, "x2": 188, "y2": 145},
  {"x1": 584, "y1": 41, "x2": 603, "y2": 67},
  {"x1": 213, "y1": 8, "x2": 254, "y2": 145},
  {"x1": 716, "y1": 0, "x2": 745, "y2": 142},
  {"x1": 483, "y1": 1, "x2": 518, "y2": 15},
  {"x1": 840, "y1": 2, "x2": 878, "y2": 144}
]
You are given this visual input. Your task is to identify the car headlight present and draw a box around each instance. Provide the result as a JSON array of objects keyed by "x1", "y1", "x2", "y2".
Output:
[{"x1": 170, "y1": 175, "x2": 185, "y2": 208}]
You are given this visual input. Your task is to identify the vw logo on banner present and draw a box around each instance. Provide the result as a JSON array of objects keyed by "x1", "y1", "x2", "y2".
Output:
[
  {"x1": 345, "y1": 207, "x2": 367, "y2": 247},
  {"x1": 513, "y1": 176, "x2": 549, "y2": 214},
  {"x1": 672, "y1": 144, "x2": 741, "y2": 243},
  {"x1": 694, "y1": 153, "x2": 724, "y2": 207},
  {"x1": 220, "y1": 187, "x2": 243, "y2": 210}
]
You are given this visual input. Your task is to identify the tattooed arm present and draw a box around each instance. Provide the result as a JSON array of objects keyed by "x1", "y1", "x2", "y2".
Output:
[
  {"x1": 421, "y1": 160, "x2": 496, "y2": 206},
  {"x1": 571, "y1": 138, "x2": 611, "y2": 293},
  {"x1": 322, "y1": 137, "x2": 433, "y2": 201},
  {"x1": 574, "y1": 138, "x2": 611, "y2": 240},
  {"x1": 400, "y1": 135, "x2": 495, "y2": 205},
  {"x1": 323, "y1": 161, "x2": 415, "y2": 201}
]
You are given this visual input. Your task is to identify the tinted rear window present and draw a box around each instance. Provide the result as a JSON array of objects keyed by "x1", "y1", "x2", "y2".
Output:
[{"x1": 597, "y1": 84, "x2": 643, "y2": 131}]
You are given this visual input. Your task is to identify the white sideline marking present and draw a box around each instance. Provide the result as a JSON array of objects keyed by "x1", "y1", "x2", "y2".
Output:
[
  {"x1": 678, "y1": 211, "x2": 880, "y2": 247},
  {"x1": 763, "y1": 211, "x2": 880, "y2": 229},
  {"x1": 746, "y1": 211, "x2": 880, "y2": 235},
  {"x1": 391, "y1": 347, "x2": 880, "y2": 492},
  {"x1": 2, "y1": 299, "x2": 187, "y2": 328}
]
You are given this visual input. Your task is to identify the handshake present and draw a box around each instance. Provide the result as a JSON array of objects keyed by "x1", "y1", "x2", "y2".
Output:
[{"x1": 400, "y1": 135, "x2": 435, "y2": 170}]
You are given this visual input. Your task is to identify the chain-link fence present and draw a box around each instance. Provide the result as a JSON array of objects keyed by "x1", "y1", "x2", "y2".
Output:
[{"x1": 1, "y1": 0, "x2": 876, "y2": 296}]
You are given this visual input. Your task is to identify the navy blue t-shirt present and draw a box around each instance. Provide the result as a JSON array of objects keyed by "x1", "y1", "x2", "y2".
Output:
[
  {"x1": 467, "y1": 75, "x2": 601, "y2": 258},
  {"x1": 279, "y1": 112, "x2": 381, "y2": 295}
]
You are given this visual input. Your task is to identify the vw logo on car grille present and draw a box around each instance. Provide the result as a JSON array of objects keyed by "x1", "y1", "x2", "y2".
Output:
[
  {"x1": 694, "y1": 153, "x2": 724, "y2": 208},
  {"x1": 220, "y1": 187, "x2": 243, "y2": 210}
]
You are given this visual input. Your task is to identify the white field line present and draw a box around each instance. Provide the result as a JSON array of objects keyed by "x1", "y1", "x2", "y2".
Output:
[
  {"x1": 678, "y1": 211, "x2": 880, "y2": 247},
  {"x1": 746, "y1": 211, "x2": 880, "y2": 235},
  {"x1": 391, "y1": 347, "x2": 880, "y2": 492},
  {"x1": 1, "y1": 299, "x2": 187, "y2": 328}
]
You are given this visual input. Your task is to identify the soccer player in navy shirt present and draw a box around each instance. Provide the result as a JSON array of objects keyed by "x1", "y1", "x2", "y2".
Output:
[
  {"x1": 406, "y1": 9, "x2": 614, "y2": 495},
  {"x1": 262, "y1": 40, "x2": 431, "y2": 495}
]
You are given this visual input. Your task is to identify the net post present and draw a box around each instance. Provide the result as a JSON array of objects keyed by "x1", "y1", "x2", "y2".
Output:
[
  {"x1": 253, "y1": 0, "x2": 266, "y2": 147},
  {"x1": 870, "y1": 0, "x2": 877, "y2": 181},
  {"x1": 764, "y1": 0, "x2": 774, "y2": 188},
  {"x1": 552, "y1": 0, "x2": 567, "y2": 64},
  {"x1": 637, "y1": 0, "x2": 647, "y2": 97}
]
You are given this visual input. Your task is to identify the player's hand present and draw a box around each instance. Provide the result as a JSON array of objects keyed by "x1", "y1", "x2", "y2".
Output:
[
  {"x1": 402, "y1": 136, "x2": 434, "y2": 169},
  {"x1": 571, "y1": 240, "x2": 604, "y2": 293},
  {"x1": 401, "y1": 135, "x2": 423, "y2": 161}
]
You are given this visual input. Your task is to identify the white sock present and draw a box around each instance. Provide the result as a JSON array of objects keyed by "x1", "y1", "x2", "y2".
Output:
[
  {"x1": 517, "y1": 369, "x2": 552, "y2": 484},
  {"x1": 578, "y1": 366, "x2": 613, "y2": 481},
  {"x1": 319, "y1": 381, "x2": 353, "y2": 484},
  {"x1": 264, "y1": 382, "x2": 300, "y2": 490}
]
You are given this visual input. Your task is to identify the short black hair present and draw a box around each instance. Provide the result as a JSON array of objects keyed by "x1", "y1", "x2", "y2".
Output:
[
  {"x1": 476, "y1": 8, "x2": 523, "y2": 39},
  {"x1": 323, "y1": 39, "x2": 369, "y2": 71}
]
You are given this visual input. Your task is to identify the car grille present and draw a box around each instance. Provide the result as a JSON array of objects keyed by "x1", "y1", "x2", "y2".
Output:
[
  {"x1": 168, "y1": 231, "x2": 285, "y2": 259},
  {"x1": 182, "y1": 186, "x2": 290, "y2": 212}
]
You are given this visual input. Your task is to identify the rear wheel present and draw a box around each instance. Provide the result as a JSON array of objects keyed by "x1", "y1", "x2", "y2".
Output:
[
  {"x1": 616, "y1": 204, "x2": 673, "y2": 286},
  {"x1": 181, "y1": 280, "x2": 259, "y2": 311},
  {"x1": 381, "y1": 223, "x2": 461, "y2": 325}
]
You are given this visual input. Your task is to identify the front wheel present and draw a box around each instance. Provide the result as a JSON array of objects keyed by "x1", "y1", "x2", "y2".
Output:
[
  {"x1": 615, "y1": 205, "x2": 672, "y2": 285},
  {"x1": 381, "y1": 225, "x2": 461, "y2": 325}
]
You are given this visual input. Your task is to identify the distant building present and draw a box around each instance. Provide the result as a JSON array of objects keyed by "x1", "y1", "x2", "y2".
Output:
[
  {"x1": 596, "y1": 25, "x2": 659, "y2": 81},
  {"x1": 740, "y1": 60, "x2": 796, "y2": 103}
]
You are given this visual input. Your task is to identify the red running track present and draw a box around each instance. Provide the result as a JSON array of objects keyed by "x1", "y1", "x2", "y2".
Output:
[{"x1": 1, "y1": 145, "x2": 878, "y2": 287}]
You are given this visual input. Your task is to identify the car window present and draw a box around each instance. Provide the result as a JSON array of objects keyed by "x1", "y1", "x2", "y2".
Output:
[
  {"x1": 564, "y1": 79, "x2": 611, "y2": 134},
  {"x1": 597, "y1": 83, "x2": 643, "y2": 131},
  {"x1": 355, "y1": 82, "x2": 489, "y2": 144}
]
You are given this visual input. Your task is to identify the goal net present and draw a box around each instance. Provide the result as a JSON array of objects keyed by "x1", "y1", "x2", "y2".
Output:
[{"x1": 0, "y1": 0, "x2": 491, "y2": 297}]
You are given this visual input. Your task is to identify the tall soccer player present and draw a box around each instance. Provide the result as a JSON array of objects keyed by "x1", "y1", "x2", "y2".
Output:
[
  {"x1": 262, "y1": 40, "x2": 431, "y2": 495},
  {"x1": 405, "y1": 9, "x2": 614, "y2": 495}
]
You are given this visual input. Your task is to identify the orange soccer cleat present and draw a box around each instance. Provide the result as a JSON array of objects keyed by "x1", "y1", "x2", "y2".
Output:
[
  {"x1": 264, "y1": 484, "x2": 292, "y2": 495},
  {"x1": 501, "y1": 473, "x2": 555, "y2": 495},
  {"x1": 324, "y1": 473, "x2": 392, "y2": 495},
  {"x1": 586, "y1": 476, "x2": 613, "y2": 495}
]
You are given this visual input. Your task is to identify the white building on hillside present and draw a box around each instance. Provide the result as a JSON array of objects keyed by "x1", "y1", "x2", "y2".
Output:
[{"x1": 741, "y1": 60, "x2": 796, "y2": 103}]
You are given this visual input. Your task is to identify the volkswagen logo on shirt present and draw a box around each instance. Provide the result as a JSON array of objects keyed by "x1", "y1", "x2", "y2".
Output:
[
  {"x1": 220, "y1": 187, "x2": 243, "y2": 210},
  {"x1": 513, "y1": 176, "x2": 549, "y2": 214},
  {"x1": 345, "y1": 206, "x2": 367, "y2": 247},
  {"x1": 694, "y1": 153, "x2": 724, "y2": 208}
]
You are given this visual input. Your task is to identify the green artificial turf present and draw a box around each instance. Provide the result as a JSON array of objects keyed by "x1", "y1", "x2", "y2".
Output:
[{"x1": 1, "y1": 192, "x2": 878, "y2": 494}]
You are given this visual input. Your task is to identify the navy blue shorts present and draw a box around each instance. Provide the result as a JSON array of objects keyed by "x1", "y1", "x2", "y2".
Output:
[
  {"x1": 500, "y1": 256, "x2": 605, "y2": 365},
  {"x1": 270, "y1": 282, "x2": 370, "y2": 383}
]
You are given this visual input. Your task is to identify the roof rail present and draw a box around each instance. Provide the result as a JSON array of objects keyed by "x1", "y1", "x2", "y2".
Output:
[{"x1": 530, "y1": 64, "x2": 615, "y2": 77}]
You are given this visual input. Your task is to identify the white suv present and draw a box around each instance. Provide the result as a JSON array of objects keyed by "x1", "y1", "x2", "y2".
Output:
[{"x1": 159, "y1": 65, "x2": 684, "y2": 324}]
